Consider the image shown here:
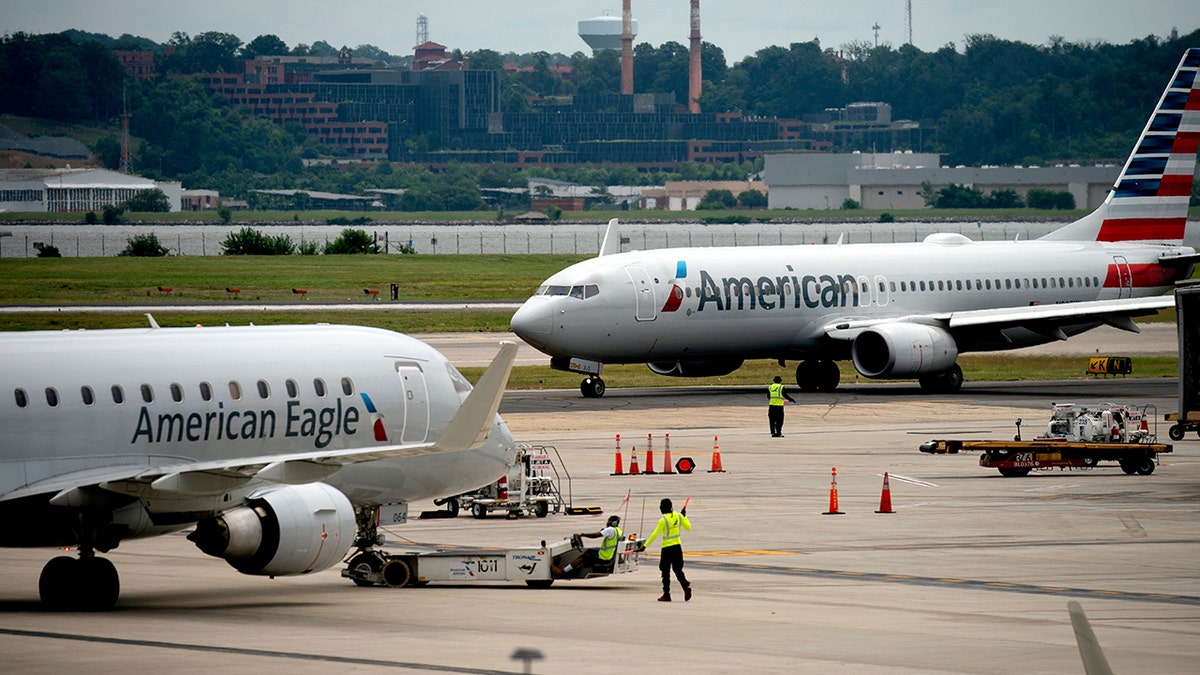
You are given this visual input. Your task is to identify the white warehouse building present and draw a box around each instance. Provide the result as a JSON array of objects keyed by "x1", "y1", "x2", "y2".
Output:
[
  {"x1": 764, "y1": 152, "x2": 1119, "y2": 211},
  {"x1": 0, "y1": 168, "x2": 182, "y2": 213}
]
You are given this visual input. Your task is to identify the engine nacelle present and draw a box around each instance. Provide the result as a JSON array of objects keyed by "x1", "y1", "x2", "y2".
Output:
[
  {"x1": 188, "y1": 482, "x2": 355, "y2": 576},
  {"x1": 851, "y1": 323, "x2": 958, "y2": 379},
  {"x1": 647, "y1": 358, "x2": 744, "y2": 378}
]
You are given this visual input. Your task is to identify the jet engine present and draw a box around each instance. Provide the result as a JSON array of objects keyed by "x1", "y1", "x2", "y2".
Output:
[
  {"x1": 647, "y1": 358, "x2": 745, "y2": 378},
  {"x1": 188, "y1": 482, "x2": 356, "y2": 576},
  {"x1": 851, "y1": 323, "x2": 958, "y2": 379}
]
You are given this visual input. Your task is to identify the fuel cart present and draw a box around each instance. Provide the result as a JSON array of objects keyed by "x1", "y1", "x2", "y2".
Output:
[{"x1": 342, "y1": 534, "x2": 641, "y2": 588}]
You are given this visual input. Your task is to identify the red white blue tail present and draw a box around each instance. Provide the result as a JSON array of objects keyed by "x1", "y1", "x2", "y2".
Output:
[{"x1": 1043, "y1": 48, "x2": 1200, "y2": 245}]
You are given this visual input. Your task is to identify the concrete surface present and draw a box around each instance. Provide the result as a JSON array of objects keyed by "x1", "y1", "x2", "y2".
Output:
[{"x1": 1, "y1": 380, "x2": 1196, "y2": 674}]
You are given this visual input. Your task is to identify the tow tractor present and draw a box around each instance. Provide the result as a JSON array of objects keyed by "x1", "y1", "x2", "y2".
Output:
[
  {"x1": 342, "y1": 533, "x2": 641, "y2": 588},
  {"x1": 920, "y1": 403, "x2": 1172, "y2": 476}
]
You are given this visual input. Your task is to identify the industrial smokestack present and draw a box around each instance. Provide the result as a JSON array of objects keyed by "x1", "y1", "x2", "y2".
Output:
[
  {"x1": 688, "y1": 0, "x2": 701, "y2": 113},
  {"x1": 621, "y1": 0, "x2": 633, "y2": 95}
]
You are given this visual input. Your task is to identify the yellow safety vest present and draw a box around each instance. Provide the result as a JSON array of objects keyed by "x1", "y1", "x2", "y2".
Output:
[
  {"x1": 599, "y1": 526, "x2": 622, "y2": 561},
  {"x1": 660, "y1": 513, "x2": 685, "y2": 547},
  {"x1": 769, "y1": 382, "x2": 786, "y2": 406}
]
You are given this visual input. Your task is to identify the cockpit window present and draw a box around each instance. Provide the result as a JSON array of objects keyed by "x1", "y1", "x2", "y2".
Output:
[
  {"x1": 547, "y1": 285, "x2": 570, "y2": 296},
  {"x1": 569, "y1": 285, "x2": 585, "y2": 299},
  {"x1": 585, "y1": 284, "x2": 599, "y2": 298}
]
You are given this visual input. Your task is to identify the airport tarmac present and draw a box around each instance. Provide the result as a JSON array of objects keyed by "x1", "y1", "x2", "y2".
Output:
[{"x1": 1, "y1": 376, "x2": 1196, "y2": 674}]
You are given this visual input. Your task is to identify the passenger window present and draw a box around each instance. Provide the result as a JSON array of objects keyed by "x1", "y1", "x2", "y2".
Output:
[
  {"x1": 1005, "y1": 279, "x2": 1012, "y2": 290},
  {"x1": 140, "y1": 384, "x2": 154, "y2": 403},
  {"x1": 937, "y1": 280, "x2": 944, "y2": 291},
  {"x1": 170, "y1": 383, "x2": 184, "y2": 403},
  {"x1": 257, "y1": 380, "x2": 270, "y2": 399},
  {"x1": 919, "y1": 281, "x2": 926, "y2": 291},
  {"x1": 286, "y1": 379, "x2": 298, "y2": 398},
  {"x1": 81, "y1": 386, "x2": 95, "y2": 406},
  {"x1": 229, "y1": 381, "x2": 242, "y2": 401},
  {"x1": 46, "y1": 387, "x2": 60, "y2": 407},
  {"x1": 14, "y1": 388, "x2": 28, "y2": 408},
  {"x1": 314, "y1": 378, "x2": 327, "y2": 397},
  {"x1": 341, "y1": 377, "x2": 354, "y2": 396},
  {"x1": 986, "y1": 280, "x2": 992, "y2": 290},
  {"x1": 111, "y1": 385, "x2": 125, "y2": 404},
  {"x1": 200, "y1": 382, "x2": 213, "y2": 401}
]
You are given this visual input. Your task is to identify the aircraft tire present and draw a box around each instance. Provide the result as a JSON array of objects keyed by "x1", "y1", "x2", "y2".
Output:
[
  {"x1": 38, "y1": 556, "x2": 79, "y2": 610},
  {"x1": 581, "y1": 377, "x2": 605, "y2": 398},
  {"x1": 795, "y1": 361, "x2": 819, "y2": 392},
  {"x1": 816, "y1": 360, "x2": 840, "y2": 392},
  {"x1": 920, "y1": 364, "x2": 963, "y2": 394},
  {"x1": 348, "y1": 552, "x2": 383, "y2": 587},
  {"x1": 79, "y1": 557, "x2": 120, "y2": 611}
]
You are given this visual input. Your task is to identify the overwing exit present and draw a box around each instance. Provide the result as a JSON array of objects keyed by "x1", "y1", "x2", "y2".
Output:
[
  {"x1": 0, "y1": 323, "x2": 518, "y2": 609},
  {"x1": 512, "y1": 49, "x2": 1200, "y2": 397}
]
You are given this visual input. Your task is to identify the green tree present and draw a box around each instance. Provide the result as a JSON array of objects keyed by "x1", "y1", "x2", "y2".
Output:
[
  {"x1": 122, "y1": 188, "x2": 171, "y2": 212},
  {"x1": 118, "y1": 232, "x2": 170, "y2": 256},
  {"x1": 737, "y1": 190, "x2": 768, "y2": 208},
  {"x1": 933, "y1": 184, "x2": 986, "y2": 209},
  {"x1": 985, "y1": 188, "x2": 1025, "y2": 209},
  {"x1": 323, "y1": 228, "x2": 380, "y2": 254},
  {"x1": 241, "y1": 34, "x2": 289, "y2": 59},
  {"x1": 221, "y1": 227, "x2": 295, "y2": 255},
  {"x1": 101, "y1": 204, "x2": 124, "y2": 223}
]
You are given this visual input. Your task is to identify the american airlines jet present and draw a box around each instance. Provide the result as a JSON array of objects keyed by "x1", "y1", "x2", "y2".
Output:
[
  {"x1": 0, "y1": 323, "x2": 517, "y2": 609},
  {"x1": 512, "y1": 49, "x2": 1200, "y2": 398}
]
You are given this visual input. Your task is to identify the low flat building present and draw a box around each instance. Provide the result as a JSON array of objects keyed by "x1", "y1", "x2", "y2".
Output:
[
  {"x1": 0, "y1": 168, "x2": 181, "y2": 213},
  {"x1": 765, "y1": 152, "x2": 1119, "y2": 210},
  {"x1": 641, "y1": 180, "x2": 767, "y2": 211}
]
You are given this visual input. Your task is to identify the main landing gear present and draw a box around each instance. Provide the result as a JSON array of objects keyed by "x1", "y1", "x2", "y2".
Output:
[
  {"x1": 581, "y1": 376, "x2": 606, "y2": 398},
  {"x1": 39, "y1": 514, "x2": 122, "y2": 611},
  {"x1": 795, "y1": 360, "x2": 840, "y2": 393},
  {"x1": 919, "y1": 364, "x2": 963, "y2": 394}
]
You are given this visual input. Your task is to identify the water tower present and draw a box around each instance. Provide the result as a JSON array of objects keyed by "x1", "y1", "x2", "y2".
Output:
[{"x1": 578, "y1": 13, "x2": 636, "y2": 52}]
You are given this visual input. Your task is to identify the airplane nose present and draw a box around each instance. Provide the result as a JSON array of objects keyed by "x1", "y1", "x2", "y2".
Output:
[{"x1": 510, "y1": 300, "x2": 553, "y2": 347}]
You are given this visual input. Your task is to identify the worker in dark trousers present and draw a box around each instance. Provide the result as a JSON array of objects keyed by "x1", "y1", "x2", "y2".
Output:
[
  {"x1": 768, "y1": 375, "x2": 795, "y2": 437},
  {"x1": 639, "y1": 498, "x2": 692, "y2": 602}
]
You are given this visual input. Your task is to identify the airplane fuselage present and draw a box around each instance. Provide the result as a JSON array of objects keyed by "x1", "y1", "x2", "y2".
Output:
[
  {"x1": 0, "y1": 324, "x2": 516, "y2": 543},
  {"x1": 513, "y1": 236, "x2": 1189, "y2": 365}
]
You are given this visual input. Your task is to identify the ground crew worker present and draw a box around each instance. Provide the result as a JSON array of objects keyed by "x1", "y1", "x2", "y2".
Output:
[
  {"x1": 768, "y1": 375, "x2": 796, "y2": 437},
  {"x1": 555, "y1": 515, "x2": 622, "y2": 577},
  {"x1": 638, "y1": 498, "x2": 692, "y2": 602}
]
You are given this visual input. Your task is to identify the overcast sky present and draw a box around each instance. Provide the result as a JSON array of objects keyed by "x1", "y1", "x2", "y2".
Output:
[{"x1": 4, "y1": 0, "x2": 1198, "y2": 63}]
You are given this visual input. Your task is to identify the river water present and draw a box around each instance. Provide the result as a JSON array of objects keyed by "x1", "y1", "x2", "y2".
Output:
[{"x1": 0, "y1": 220, "x2": 1062, "y2": 258}]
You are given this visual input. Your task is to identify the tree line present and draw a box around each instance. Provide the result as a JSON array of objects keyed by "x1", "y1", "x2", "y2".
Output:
[{"x1": 1, "y1": 27, "x2": 1198, "y2": 203}]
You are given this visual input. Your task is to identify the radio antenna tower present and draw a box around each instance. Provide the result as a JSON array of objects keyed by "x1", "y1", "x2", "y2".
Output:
[
  {"x1": 119, "y1": 85, "x2": 132, "y2": 174},
  {"x1": 416, "y1": 15, "x2": 428, "y2": 46},
  {"x1": 904, "y1": 0, "x2": 913, "y2": 46}
]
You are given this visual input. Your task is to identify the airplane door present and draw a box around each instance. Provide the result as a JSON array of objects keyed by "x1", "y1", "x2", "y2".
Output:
[
  {"x1": 1112, "y1": 256, "x2": 1132, "y2": 299},
  {"x1": 396, "y1": 362, "x2": 429, "y2": 443},
  {"x1": 626, "y1": 266, "x2": 657, "y2": 321}
]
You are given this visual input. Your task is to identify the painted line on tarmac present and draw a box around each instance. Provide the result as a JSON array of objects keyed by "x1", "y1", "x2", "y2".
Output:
[
  {"x1": 686, "y1": 560, "x2": 1200, "y2": 606},
  {"x1": 0, "y1": 627, "x2": 517, "y2": 674}
]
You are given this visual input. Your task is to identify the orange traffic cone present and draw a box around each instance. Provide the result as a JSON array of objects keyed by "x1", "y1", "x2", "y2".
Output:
[
  {"x1": 708, "y1": 435, "x2": 725, "y2": 473},
  {"x1": 823, "y1": 467, "x2": 844, "y2": 515},
  {"x1": 644, "y1": 433, "x2": 657, "y2": 474},
  {"x1": 629, "y1": 446, "x2": 641, "y2": 475},
  {"x1": 663, "y1": 433, "x2": 674, "y2": 474},
  {"x1": 875, "y1": 472, "x2": 895, "y2": 514},
  {"x1": 611, "y1": 434, "x2": 625, "y2": 475}
]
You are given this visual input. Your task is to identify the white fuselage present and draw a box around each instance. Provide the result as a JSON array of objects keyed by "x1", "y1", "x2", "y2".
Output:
[
  {"x1": 512, "y1": 236, "x2": 1188, "y2": 364},
  {"x1": 0, "y1": 324, "x2": 515, "y2": 515}
]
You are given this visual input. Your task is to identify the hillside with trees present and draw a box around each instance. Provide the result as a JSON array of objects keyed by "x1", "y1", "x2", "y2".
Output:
[{"x1": 1, "y1": 27, "x2": 1197, "y2": 205}]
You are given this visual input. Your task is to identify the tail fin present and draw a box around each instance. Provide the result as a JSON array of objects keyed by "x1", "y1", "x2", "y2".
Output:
[{"x1": 1043, "y1": 48, "x2": 1200, "y2": 245}]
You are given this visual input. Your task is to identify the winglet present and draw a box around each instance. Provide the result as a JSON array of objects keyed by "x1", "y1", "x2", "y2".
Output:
[
  {"x1": 599, "y1": 218, "x2": 621, "y2": 257},
  {"x1": 430, "y1": 341, "x2": 517, "y2": 453},
  {"x1": 1068, "y1": 601, "x2": 1116, "y2": 675}
]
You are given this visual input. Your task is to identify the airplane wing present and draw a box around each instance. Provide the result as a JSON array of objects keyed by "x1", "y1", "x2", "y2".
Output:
[
  {"x1": 2, "y1": 342, "x2": 518, "y2": 503},
  {"x1": 823, "y1": 296, "x2": 1173, "y2": 341}
]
